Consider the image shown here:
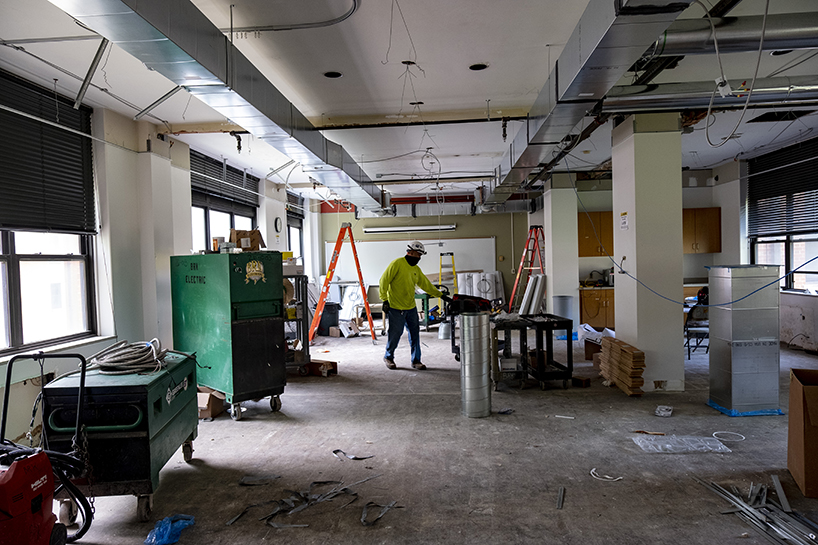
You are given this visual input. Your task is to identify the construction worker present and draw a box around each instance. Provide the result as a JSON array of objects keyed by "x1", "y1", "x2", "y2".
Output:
[{"x1": 379, "y1": 241, "x2": 451, "y2": 370}]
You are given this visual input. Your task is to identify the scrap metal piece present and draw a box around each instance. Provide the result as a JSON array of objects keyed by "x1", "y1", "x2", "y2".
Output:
[
  {"x1": 556, "y1": 487, "x2": 565, "y2": 509},
  {"x1": 771, "y1": 475, "x2": 792, "y2": 514},
  {"x1": 590, "y1": 468, "x2": 622, "y2": 482},
  {"x1": 333, "y1": 449, "x2": 374, "y2": 461},
  {"x1": 361, "y1": 500, "x2": 398, "y2": 526}
]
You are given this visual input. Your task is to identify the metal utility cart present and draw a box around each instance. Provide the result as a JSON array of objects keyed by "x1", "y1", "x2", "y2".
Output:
[
  {"x1": 43, "y1": 352, "x2": 198, "y2": 522},
  {"x1": 495, "y1": 314, "x2": 573, "y2": 389},
  {"x1": 171, "y1": 251, "x2": 287, "y2": 420},
  {"x1": 284, "y1": 274, "x2": 311, "y2": 375}
]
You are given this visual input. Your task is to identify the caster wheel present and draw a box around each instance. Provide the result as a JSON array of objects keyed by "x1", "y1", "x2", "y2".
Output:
[
  {"x1": 298, "y1": 366, "x2": 309, "y2": 376},
  {"x1": 270, "y1": 396, "x2": 282, "y2": 412},
  {"x1": 59, "y1": 499, "x2": 78, "y2": 526},
  {"x1": 50, "y1": 522, "x2": 67, "y2": 545},
  {"x1": 183, "y1": 441, "x2": 194, "y2": 462},
  {"x1": 230, "y1": 403, "x2": 242, "y2": 421},
  {"x1": 454, "y1": 354, "x2": 460, "y2": 362},
  {"x1": 137, "y1": 495, "x2": 153, "y2": 522},
  {"x1": 540, "y1": 381, "x2": 547, "y2": 391}
]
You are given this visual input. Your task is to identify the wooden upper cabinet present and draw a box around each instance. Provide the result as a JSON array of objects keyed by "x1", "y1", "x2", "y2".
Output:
[
  {"x1": 578, "y1": 211, "x2": 614, "y2": 257},
  {"x1": 683, "y1": 207, "x2": 721, "y2": 254}
]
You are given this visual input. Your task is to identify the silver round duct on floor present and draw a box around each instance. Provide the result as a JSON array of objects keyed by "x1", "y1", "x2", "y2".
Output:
[{"x1": 461, "y1": 312, "x2": 491, "y2": 418}]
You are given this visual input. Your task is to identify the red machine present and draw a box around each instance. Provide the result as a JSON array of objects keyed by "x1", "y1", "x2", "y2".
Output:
[
  {"x1": 0, "y1": 451, "x2": 66, "y2": 545},
  {"x1": 0, "y1": 354, "x2": 93, "y2": 545}
]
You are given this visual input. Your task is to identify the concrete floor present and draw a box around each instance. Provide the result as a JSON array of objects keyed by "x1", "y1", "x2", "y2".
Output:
[{"x1": 76, "y1": 329, "x2": 818, "y2": 545}]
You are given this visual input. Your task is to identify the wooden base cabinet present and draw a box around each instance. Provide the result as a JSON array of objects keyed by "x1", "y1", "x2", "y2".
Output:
[{"x1": 580, "y1": 289, "x2": 614, "y2": 330}]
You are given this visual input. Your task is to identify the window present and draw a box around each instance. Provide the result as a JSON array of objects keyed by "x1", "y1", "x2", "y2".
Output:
[
  {"x1": 0, "y1": 69, "x2": 96, "y2": 353},
  {"x1": 748, "y1": 136, "x2": 818, "y2": 292},
  {"x1": 189, "y1": 150, "x2": 259, "y2": 250},
  {"x1": 1, "y1": 231, "x2": 95, "y2": 352},
  {"x1": 286, "y1": 191, "x2": 305, "y2": 260}
]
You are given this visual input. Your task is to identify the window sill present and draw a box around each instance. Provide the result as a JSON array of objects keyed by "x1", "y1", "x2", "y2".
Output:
[{"x1": 0, "y1": 335, "x2": 117, "y2": 385}]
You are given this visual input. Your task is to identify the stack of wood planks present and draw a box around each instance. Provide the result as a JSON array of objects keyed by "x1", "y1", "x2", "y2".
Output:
[{"x1": 599, "y1": 337, "x2": 645, "y2": 396}]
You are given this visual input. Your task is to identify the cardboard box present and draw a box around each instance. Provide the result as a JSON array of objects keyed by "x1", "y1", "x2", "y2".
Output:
[
  {"x1": 307, "y1": 359, "x2": 338, "y2": 377},
  {"x1": 788, "y1": 369, "x2": 818, "y2": 497},
  {"x1": 229, "y1": 228, "x2": 266, "y2": 251},
  {"x1": 592, "y1": 352, "x2": 602, "y2": 370},
  {"x1": 584, "y1": 339, "x2": 602, "y2": 361},
  {"x1": 197, "y1": 387, "x2": 226, "y2": 419},
  {"x1": 329, "y1": 326, "x2": 341, "y2": 337}
]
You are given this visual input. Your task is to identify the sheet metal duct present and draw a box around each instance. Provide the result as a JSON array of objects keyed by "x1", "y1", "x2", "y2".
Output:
[
  {"x1": 47, "y1": 0, "x2": 382, "y2": 210},
  {"x1": 602, "y1": 76, "x2": 818, "y2": 112},
  {"x1": 650, "y1": 13, "x2": 818, "y2": 57},
  {"x1": 487, "y1": 0, "x2": 693, "y2": 205}
]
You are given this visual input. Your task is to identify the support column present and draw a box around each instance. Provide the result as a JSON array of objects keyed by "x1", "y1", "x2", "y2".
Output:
[
  {"x1": 543, "y1": 175, "x2": 580, "y2": 332},
  {"x1": 611, "y1": 113, "x2": 684, "y2": 391}
]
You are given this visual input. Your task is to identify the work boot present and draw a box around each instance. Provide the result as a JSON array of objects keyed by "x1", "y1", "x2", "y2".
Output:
[
  {"x1": 384, "y1": 357, "x2": 397, "y2": 370},
  {"x1": 411, "y1": 361, "x2": 426, "y2": 370}
]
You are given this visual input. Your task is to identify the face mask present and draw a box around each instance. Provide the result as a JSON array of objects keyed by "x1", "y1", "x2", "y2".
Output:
[{"x1": 405, "y1": 255, "x2": 420, "y2": 266}]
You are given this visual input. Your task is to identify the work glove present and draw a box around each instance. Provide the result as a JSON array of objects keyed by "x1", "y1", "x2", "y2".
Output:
[{"x1": 382, "y1": 300, "x2": 390, "y2": 313}]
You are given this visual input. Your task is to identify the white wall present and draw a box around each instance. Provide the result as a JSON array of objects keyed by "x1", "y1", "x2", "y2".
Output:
[{"x1": 781, "y1": 292, "x2": 818, "y2": 351}]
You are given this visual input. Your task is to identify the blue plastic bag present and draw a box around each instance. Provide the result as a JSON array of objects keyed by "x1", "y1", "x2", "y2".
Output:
[{"x1": 144, "y1": 514, "x2": 195, "y2": 545}]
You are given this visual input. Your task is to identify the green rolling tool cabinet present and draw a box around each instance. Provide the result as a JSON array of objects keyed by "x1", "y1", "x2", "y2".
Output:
[
  {"x1": 42, "y1": 353, "x2": 198, "y2": 522},
  {"x1": 170, "y1": 251, "x2": 287, "y2": 420}
]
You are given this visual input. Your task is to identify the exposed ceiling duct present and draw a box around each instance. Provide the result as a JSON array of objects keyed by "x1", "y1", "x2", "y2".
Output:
[
  {"x1": 648, "y1": 13, "x2": 818, "y2": 57},
  {"x1": 47, "y1": 0, "x2": 383, "y2": 211},
  {"x1": 602, "y1": 76, "x2": 818, "y2": 112},
  {"x1": 486, "y1": 0, "x2": 694, "y2": 205}
]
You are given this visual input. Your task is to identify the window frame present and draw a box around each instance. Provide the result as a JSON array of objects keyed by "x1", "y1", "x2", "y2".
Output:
[
  {"x1": 191, "y1": 192, "x2": 256, "y2": 251},
  {"x1": 0, "y1": 230, "x2": 97, "y2": 354}
]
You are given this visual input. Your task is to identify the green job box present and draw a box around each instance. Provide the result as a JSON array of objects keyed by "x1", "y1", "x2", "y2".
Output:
[{"x1": 170, "y1": 252, "x2": 286, "y2": 410}]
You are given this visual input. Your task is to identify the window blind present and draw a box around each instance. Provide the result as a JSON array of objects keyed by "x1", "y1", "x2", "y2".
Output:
[
  {"x1": 748, "y1": 136, "x2": 818, "y2": 238},
  {"x1": 0, "y1": 69, "x2": 95, "y2": 233},
  {"x1": 190, "y1": 149, "x2": 260, "y2": 208}
]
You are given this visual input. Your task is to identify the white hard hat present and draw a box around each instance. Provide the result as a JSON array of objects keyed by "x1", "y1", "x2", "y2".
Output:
[{"x1": 407, "y1": 241, "x2": 426, "y2": 255}]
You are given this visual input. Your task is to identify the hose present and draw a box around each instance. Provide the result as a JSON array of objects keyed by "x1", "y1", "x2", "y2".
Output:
[{"x1": 87, "y1": 339, "x2": 167, "y2": 374}]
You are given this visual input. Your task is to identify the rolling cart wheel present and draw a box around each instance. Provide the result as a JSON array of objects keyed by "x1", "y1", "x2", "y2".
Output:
[
  {"x1": 298, "y1": 365, "x2": 309, "y2": 376},
  {"x1": 270, "y1": 395, "x2": 282, "y2": 412},
  {"x1": 59, "y1": 498, "x2": 78, "y2": 526},
  {"x1": 454, "y1": 354, "x2": 460, "y2": 362},
  {"x1": 137, "y1": 495, "x2": 153, "y2": 522},
  {"x1": 183, "y1": 441, "x2": 194, "y2": 462},
  {"x1": 230, "y1": 403, "x2": 242, "y2": 421}
]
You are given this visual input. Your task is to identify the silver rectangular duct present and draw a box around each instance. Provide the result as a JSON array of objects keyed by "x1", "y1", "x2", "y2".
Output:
[
  {"x1": 48, "y1": 0, "x2": 382, "y2": 210},
  {"x1": 486, "y1": 0, "x2": 693, "y2": 205}
]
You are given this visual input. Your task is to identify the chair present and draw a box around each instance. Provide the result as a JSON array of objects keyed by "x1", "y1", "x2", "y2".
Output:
[{"x1": 684, "y1": 304, "x2": 709, "y2": 359}]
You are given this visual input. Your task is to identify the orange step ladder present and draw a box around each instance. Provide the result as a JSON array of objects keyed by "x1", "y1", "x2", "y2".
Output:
[
  {"x1": 309, "y1": 222, "x2": 377, "y2": 342},
  {"x1": 508, "y1": 225, "x2": 545, "y2": 312}
]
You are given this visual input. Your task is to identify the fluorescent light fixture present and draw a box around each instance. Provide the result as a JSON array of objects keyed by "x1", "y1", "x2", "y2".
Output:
[{"x1": 363, "y1": 224, "x2": 456, "y2": 234}]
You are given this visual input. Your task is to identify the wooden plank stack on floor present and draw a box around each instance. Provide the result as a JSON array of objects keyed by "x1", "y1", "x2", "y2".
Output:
[{"x1": 599, "y1": 337, "x2": 645, "y2": 396}]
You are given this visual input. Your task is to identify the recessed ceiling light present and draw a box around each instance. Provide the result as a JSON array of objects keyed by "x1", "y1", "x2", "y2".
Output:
[
  {"x1": 323, "y1": 71, "x2": 343, "y2": 79},
  {"x1": 469, "y1": 63, "x2": 489, "y2": 71},
  {"x1": 771, "y1": 50, "x2": 793, "y2": 56}
]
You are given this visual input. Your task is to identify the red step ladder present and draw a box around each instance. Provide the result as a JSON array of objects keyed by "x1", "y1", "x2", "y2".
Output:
[
  {"x1": 309, "y1": 222, "x2": 377, "y2": 342},
  {"x1": 508, "y1": 225, "x2": 545, "y2": 312}
]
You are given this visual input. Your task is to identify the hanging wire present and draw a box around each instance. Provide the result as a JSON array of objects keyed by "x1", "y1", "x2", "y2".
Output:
[{"x1": 701, "y1": 0, "x2": 770, "y2": 148}]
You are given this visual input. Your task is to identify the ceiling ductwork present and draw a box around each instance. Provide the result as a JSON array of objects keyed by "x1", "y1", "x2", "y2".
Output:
[
  {"x1": 47, "y1": 0, "x2": 382, "y2": 211},
  {"x1": 603, "y1": 76, "x2": 818, "y2": 112},
  {"x1": 486, "y1": 0, "x2": 693, "y2": 205},
  {"x1": 648, "y1": 13, "x2": 818, "y2": 57}
]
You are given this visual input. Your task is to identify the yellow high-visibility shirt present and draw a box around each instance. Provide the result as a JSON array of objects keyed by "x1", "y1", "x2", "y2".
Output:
[{"x1": 379, "y1": 256, "x2": 443, "y2": 310}]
